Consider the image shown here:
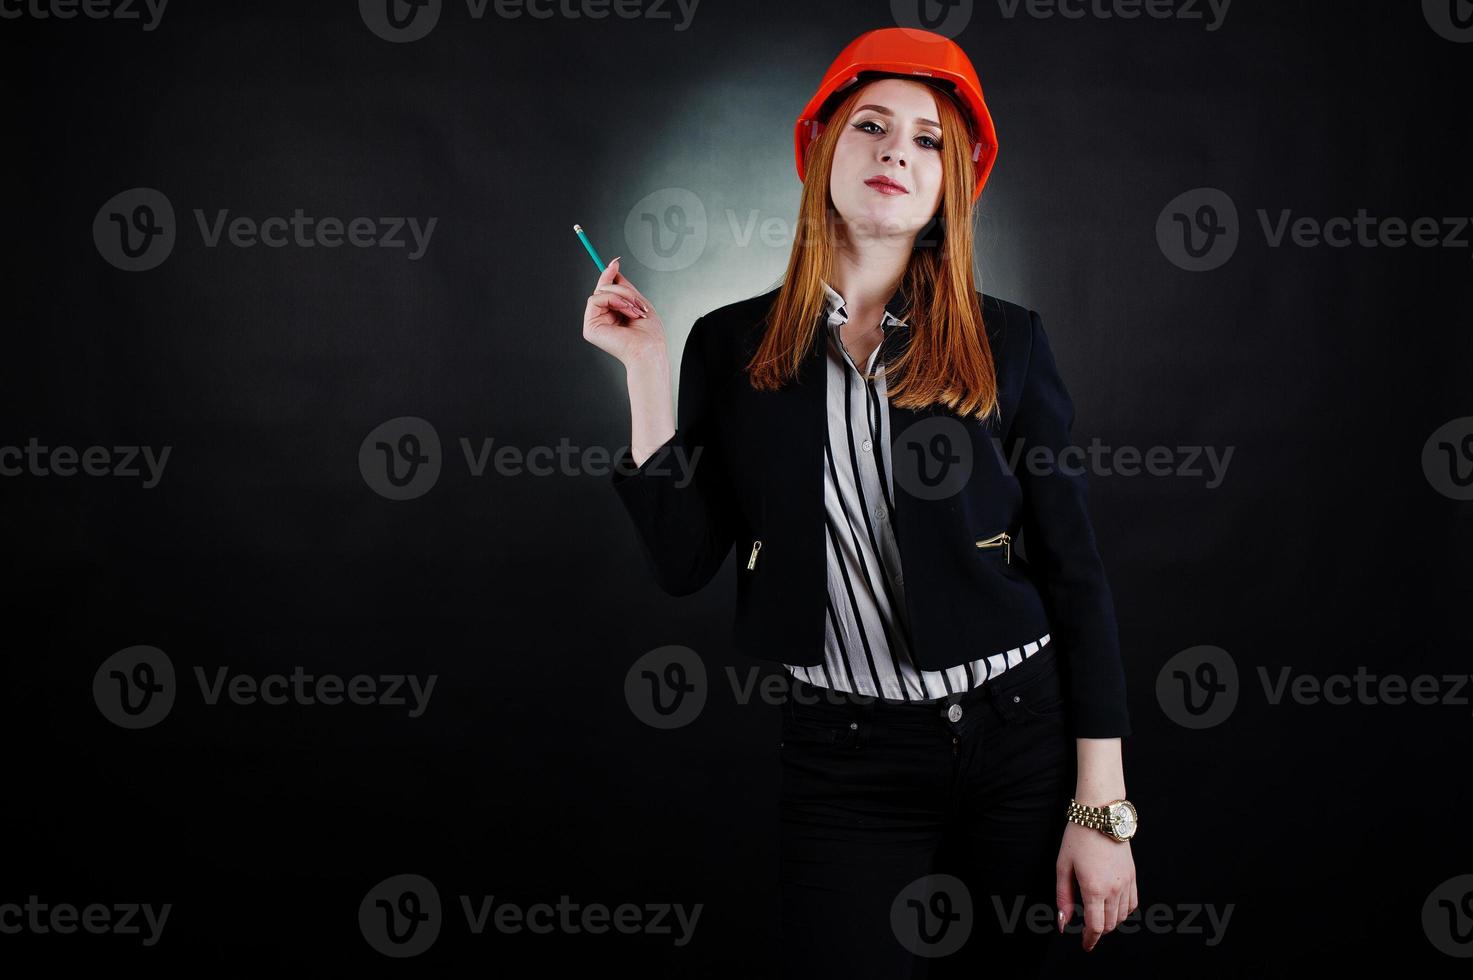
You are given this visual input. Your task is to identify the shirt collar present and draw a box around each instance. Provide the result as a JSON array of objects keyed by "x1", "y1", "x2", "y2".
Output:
[{"x1": 820, "y1": 278, "x2": 911, "y2": 335}]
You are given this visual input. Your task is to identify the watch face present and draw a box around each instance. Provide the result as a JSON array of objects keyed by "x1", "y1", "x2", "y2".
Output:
[{"x1": 1109, "y1": 802, "x2": 1137, "y2": 839}]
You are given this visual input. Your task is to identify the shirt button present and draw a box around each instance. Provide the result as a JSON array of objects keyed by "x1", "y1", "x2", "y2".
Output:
[
  {"x1": 947, "y1": 704, "x2": 963, "y2": 722},
  {"x1": 861, "y1": 439, "x2": 872, "y2": 452},
  {"x1": 874, "y1": 507, "x2": 885, "y2": 521}
]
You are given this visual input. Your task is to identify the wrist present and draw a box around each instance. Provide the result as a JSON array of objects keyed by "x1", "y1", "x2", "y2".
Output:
[
  {"x1": 623, "y1": 343, "x2": 670, "y2": 376},
  {"x1": 1073, "y1": 784, "x2": 1127, "y2": 807}
]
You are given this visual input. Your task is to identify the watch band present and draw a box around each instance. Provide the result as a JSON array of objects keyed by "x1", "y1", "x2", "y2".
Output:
[{"x1": 1066, "y1": 798, "x2": 1138, "y2": 841}]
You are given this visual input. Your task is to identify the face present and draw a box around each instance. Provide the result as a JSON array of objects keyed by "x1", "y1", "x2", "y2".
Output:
[{"x1": 827, "y1": 77, "x2": 948, "y2": 242}]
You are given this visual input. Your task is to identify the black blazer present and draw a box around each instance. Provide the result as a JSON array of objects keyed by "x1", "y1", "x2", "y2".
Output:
[{"x1": 610, "y1": 281, "x2": 1131, "y2": 738}]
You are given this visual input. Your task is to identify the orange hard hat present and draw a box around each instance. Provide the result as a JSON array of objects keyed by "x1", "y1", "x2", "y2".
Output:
[{"x1": 794, "y1": 27, "x2": 999, "y2": 204}]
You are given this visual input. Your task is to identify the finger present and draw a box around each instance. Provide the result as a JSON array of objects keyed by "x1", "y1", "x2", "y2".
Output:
[
  {"x1": 596, "y1": 255, "x2": 622, "y2": 288},
  {"x1": 586, "y1": 290, "x2": 646, "y2": 321},
  {"x1": 1103, "y1": 892, "x2": 1121, "y2": 935},
  {"x1": 1054, "y1": 862, "x2": 1073, "y2": 935},
  {"x1": 1083, "y1": 893, "x2": 1104, "y2": 951},
  {"x1": 1130, "y1": 880, "x2": 1138, "y2": 919},
  {"x1": 594, "y1": 282, "x2": 650, "y2": 312},
  {"x1": 608, "y1": 259, "x2": 653, "y2": 308}
]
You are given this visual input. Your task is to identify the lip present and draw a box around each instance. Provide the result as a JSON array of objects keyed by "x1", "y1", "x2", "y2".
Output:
[{"x1": 864, "y1": 175, "x2": 908, "y2": 195}]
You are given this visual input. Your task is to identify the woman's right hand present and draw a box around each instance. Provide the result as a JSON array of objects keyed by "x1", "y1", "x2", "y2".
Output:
[{"x1": 582, "y1": 256, "x2": 667, "y2": 367}]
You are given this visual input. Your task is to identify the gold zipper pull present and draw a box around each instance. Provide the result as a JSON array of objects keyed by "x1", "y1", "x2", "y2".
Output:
[
  {"x1": 747, "y1": 539, "x2": 763, "y2": 570},
  {"x1": 975, "y1": 531, "x2": 1012, "y2": 564}
]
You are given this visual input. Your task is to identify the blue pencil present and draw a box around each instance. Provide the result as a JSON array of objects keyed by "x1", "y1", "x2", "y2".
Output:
[{"x1": 572, "y1": 223, "x2": 605, "y2": 272}]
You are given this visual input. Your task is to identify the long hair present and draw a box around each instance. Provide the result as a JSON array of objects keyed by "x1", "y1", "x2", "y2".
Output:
[{"x1": 746, "y1": 75, "x2": 999, "y2": 422}]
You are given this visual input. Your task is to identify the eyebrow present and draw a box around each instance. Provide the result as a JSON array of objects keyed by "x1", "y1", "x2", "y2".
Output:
[{"x1": 853, "y1": 104, "x2": 941, "y2": 130}]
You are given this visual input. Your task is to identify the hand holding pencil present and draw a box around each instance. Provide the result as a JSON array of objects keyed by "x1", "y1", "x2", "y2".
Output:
[{"x1": 578, "y1": 225, "x2": 666, "y2": 368}]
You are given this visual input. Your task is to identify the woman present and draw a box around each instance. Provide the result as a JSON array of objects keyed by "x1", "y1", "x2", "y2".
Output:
[{"x1": 583, "y1": 27, "x2": 1139, "y2": 978}]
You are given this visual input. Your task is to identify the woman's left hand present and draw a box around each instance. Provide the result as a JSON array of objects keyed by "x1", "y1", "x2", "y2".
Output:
[{"x1": 1055, "y1": 823, "x2": 1137, "y2": 952}]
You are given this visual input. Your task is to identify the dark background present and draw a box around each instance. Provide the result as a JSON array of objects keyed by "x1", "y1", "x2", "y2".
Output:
[{"x1": 3, "y1": 0, "x2": 1470, "y2": 973}]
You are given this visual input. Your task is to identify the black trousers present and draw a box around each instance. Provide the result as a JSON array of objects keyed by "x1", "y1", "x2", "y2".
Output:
[{"x1": 777, "y1": 643, "x2": 1076, "y2": 979}]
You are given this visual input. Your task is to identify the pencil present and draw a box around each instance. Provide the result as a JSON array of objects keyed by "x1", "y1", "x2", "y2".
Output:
[{"x1": 572, "y1": 223, "x2": 606, "y2": 272}]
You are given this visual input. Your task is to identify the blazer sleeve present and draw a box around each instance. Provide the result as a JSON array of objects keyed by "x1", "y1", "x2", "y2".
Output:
[
  {"x1": 609, "y1": 314, "x2": 736, "y2": 596},
  {"x1": 1008, "y1": 309, "x2": 1131, "y2": 738}
]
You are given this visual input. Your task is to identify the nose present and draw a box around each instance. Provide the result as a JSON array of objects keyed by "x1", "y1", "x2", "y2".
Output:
[{"x1": 879, "y1": 134, "x2": 908, "y2": 171}]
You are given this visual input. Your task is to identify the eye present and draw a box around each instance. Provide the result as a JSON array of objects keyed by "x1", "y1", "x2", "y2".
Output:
[{"x1": 853, "y1": 119, "x2": 942, "y2": 151}]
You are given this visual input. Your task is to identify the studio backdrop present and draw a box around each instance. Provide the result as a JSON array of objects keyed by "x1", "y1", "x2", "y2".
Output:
[{"x1": 2, "y1": 0, "x2": 1470, "y2": 974}]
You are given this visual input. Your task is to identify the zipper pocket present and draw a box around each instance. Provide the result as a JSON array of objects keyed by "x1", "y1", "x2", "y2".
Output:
[
  {"x1": 975, "y1": 531, "x2": 1011, "y2": 564},
  {"x1": 747, "y1": 539, "x2": 763, "y2": 570}
]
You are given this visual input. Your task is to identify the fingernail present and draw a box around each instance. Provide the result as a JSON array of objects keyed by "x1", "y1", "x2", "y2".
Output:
[{"x1": 1057, "y1": 910, "x2": 1065, "y2": 934}]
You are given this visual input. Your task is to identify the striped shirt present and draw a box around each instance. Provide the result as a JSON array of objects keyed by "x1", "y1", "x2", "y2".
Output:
[{"x1": 782, "y1": 280, "x2": 1052, "y2": 702}]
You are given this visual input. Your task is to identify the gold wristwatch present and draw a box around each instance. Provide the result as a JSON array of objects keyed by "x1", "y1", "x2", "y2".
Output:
[{"x1": 1066, "y1": 798, "x2": 1138, "y2": 842}]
